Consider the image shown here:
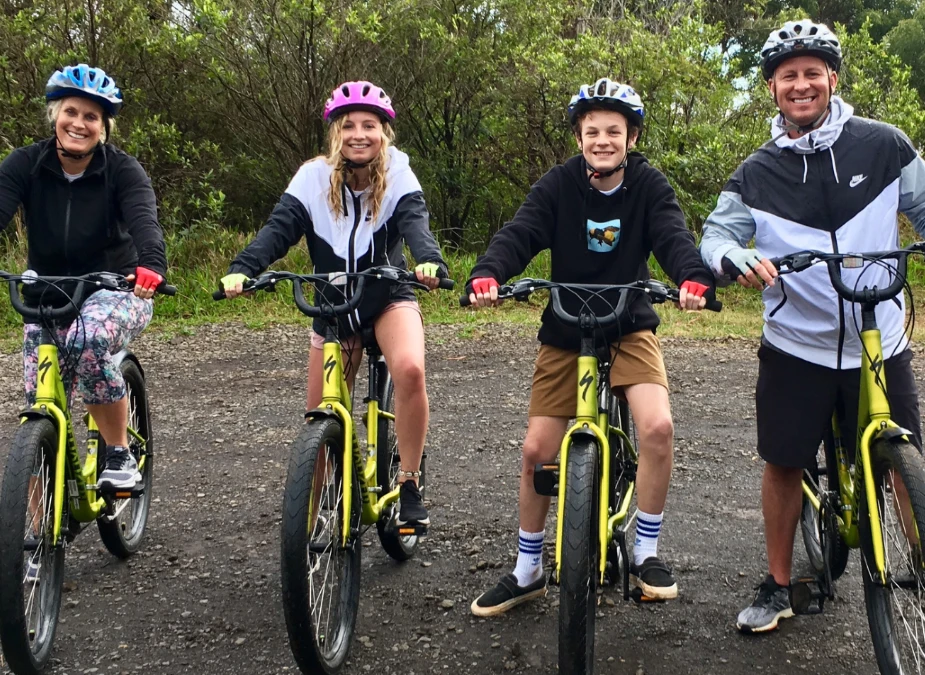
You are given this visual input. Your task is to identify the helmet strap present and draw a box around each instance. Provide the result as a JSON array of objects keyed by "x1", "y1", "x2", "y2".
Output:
[{"x1": 53, "y1": 129, "x2": 100, "y2": 161}]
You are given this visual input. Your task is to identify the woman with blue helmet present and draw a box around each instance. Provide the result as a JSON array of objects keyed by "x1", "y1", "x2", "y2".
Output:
[{"x1": 0, "y1": 64, "x2": 168, "y2": 492}]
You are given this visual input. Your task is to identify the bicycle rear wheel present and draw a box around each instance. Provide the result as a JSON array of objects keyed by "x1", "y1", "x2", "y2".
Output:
[
  {"x1": 281, "y1": 417, "x2": 361, "y2": 674},
  {"x1": 861, "y1": 439, "x2": 925, "y2": 674},
  {"x1": 559, "y1": 437, "x2": 600, "y2": 675},
  {"x1": 0, "y1": 418, "x2": 65, "y2": 675},
  {"x1": 97, "y1": 359, "x2": 154, "y2": 558},
  {"x1": 801, "y1": 431, "x2": 850, "y2": 582},
  {"x1": 375, "y1": 367, "x2": 425, "y2": 560},
  {"x1": 604, "y1": 397, "x2": 634, "y2": 589}
]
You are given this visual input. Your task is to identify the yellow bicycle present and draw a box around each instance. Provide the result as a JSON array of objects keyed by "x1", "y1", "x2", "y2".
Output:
[
  {"x1": 215, "y1": 265, "x2": 453, "y2": 674},
  {"x1": 774, "y1": 245, "x2": 925, "y2": 675}
]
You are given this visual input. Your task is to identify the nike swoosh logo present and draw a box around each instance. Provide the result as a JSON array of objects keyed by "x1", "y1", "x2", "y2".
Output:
[{"x1": 850, "y1": 175, "x2": 867, "y2": 187}]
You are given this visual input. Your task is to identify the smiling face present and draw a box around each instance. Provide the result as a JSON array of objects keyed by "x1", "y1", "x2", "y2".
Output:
[
  {"x1": 575, "y1": 109, "x2": 637, "y2": 173},
  {"x1": 53, "y1": 96, "x2": 105, "y2": 157},
  {"x1": 769, "y1": 55, "x2": 837, "y2": 130},
  {"x1": 340, "y1": 111, "x2": 384, "y2": 165}
]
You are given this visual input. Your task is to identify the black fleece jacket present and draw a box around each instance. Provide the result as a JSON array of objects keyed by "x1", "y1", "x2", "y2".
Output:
[
  {"x1": 468, "y1": 152, "x2": 714, "y2": 350},
  {"x1": 0, "y1": 138, "x2": 167, "y2": 306}
]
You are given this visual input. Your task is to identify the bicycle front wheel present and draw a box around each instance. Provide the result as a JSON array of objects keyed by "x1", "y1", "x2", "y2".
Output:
[
  {"x1": 375, "y1": 368, "x2": 425, "y2": 560},
  {"x1": 281, "y1": 417, "x2": 361, "y2": 675},
  {"x1": 0, "y1": 418, "x2": 65, "y2": 675},
  {"x1": 559, "y1": 437, "x2": 600, "y2": 675},
  {"x1": 97, "y1": 359, "x2": 154, "y2": 557},
  {"x1": 861, "y1": 439, "x2": 925, "y2": 674},
  {"x1": 801, "y1": 432, "x2": 850, "y2": 581}
]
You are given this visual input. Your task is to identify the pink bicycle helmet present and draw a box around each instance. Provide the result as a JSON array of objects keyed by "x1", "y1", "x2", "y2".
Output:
[{"x1": 323, "y1": 81, "x2": 395, "y2": 123}]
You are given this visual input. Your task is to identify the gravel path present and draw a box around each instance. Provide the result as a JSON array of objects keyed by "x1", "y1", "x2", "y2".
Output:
[{"x1": 0, "y1": 322, "x2": 917, "y2": 674}]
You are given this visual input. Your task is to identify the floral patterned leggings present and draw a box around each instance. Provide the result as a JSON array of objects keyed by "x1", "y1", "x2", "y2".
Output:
[{"x1": 22, "y1": 290, "x2": 153, "y2": 406}]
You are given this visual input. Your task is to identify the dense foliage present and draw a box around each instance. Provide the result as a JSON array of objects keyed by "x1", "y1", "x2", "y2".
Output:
[{"x1": 2, "y1": 0, "x2": 925, "y2": 253}]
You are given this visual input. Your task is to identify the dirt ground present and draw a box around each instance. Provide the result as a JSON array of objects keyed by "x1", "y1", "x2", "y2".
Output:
[{"x1": 0, "y1": 322, "x2": 917, "y2": 675}]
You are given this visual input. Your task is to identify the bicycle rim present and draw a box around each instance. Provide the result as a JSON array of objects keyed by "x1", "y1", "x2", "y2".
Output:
[
  {"x1": 559, "y1": 437, "x2": 599, "y2": 675},
  {"x1": 281, "y1": 418, "x2": 361, "y2": 674},
  {"x1": 862, "y1": 439, "x2": 925, "y2": 674},
  {"x1": 98, "y1": 361, "x2": 152, "y2": 556},
  {"x1": 801, "y1": 434, "x2": 850, "y2": 581},
  {"x1": 0, "y1": 419, "x2": 65, "y2": 674}
]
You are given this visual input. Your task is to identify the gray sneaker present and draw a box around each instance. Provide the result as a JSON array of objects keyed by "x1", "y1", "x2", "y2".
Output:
[
  {"x1": 737, "y1": 575, "x2": 794, "y2": 633},
  {"x1": 98, "y1": 446, "x2": 141, "y2": 490}
]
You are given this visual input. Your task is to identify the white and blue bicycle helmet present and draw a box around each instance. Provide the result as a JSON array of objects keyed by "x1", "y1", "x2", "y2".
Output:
[
  {"x1": 45, "y1": 64, "x2": 123, "y2": 116},
  {"x1": 568, "y1": 78, "x2": 644, "y2": 130}
]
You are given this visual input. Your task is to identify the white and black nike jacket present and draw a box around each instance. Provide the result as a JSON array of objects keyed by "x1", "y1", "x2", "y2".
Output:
[
  {"x1": 229, "y1": 147, "x2": 446, "y2": 337},
  {"x1": 701, "y1": 97, "x2": 925, "y2": 369}
]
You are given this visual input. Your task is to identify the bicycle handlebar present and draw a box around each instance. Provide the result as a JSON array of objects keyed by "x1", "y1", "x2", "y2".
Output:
[
  {"x1": 0, "y1": 271, "x2": 176, "y2": 322},
  {"x1": 459, "y1": 278, "x2": 722, "y2": 324},
  {"x1": 769, "y1": 244, "x2": 925, "y2": 305},
  {"x1": 212, "y1": 266, "x2": 455, "y2": 319}
]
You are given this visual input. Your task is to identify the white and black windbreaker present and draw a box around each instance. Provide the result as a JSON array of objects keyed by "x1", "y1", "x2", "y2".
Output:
[
  {"x1": 701, "y1": 97, "x2": 925, "y2": 369},
  {"x1": 229, "y1": 146, "x2": 446, "y2": 336}
]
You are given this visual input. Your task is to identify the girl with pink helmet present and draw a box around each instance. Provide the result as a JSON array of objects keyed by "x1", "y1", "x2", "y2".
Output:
[{"x1": 221, "y1": 81, "x2": 446, "y2": 527}]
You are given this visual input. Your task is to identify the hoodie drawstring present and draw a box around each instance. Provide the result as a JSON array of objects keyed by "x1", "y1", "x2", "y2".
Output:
[
  {"x1": 829, "y1": 147, "x2": 839, "y2": 184},
  {"x1": 802, "y1": 155, "x2": 808, "y2": 185}
]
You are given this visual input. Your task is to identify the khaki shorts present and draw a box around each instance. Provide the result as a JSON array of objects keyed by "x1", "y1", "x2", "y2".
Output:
[{"x1": 529, "y1": 330, "x2": 668, "y2": 417}]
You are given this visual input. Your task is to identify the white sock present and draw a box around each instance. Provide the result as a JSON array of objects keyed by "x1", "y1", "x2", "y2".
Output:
[
  {"x1": 633, "y1": 510, "x2": 663, "y2": 566},
  {"x1": 513, "y1": 529, "x2": 544, "y2": 586}
]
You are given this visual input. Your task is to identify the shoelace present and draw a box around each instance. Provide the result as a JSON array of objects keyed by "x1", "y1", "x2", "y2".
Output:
[{"x1": 105, "y1": 448, "x2": 130, "y2": 470}]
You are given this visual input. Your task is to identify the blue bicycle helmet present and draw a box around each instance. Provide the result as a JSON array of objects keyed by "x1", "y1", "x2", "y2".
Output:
[
  {"x1": 45, "y1": 64, "x2": 123, "y2": 116},
  {"x1": 568, "y1": 78, "x2": 645, "y2": 129}
]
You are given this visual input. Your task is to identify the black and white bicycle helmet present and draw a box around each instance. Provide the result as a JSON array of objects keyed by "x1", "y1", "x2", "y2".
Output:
[
  {"x1": 759, "y1": 20, "x2": 842, "y2": 80},
  {"x1": 567, "y1": 78, "x2": 644, "y2": 130}
]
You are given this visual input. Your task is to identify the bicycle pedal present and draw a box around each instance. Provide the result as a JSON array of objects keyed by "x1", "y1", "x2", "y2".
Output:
[
  {"x1": 790, "y1": 576, "x2": 828, "y2": 615},
  {"x1": 533, "y1": 463, "x2": 559, "y2": 497},
  {"x1": 394, "y1": 523, "x2": 428, "y2": 537},
  {"x1": 96, "y1": 483, "x2": 145, "y2": 499},
  {"x1": 630, "y1": 587, "x2": 665, "y2": 604}
]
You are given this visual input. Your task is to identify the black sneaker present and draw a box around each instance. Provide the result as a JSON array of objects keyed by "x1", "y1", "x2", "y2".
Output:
[
  {"x1": 397, "y1": 481, "x2": 429, "y2": 526},
  {"x1": 737, "y1": 575, "x2": 794, "y2": 633},
  {"x1": 470, "y1": 573, "x2": 546, "y2": 617},
  {"x1": 98, "y1": 446, "x2": 141, "y2": 490},
  {"x1": 630, "y1": 556, "x2": 678, "y2": 600}
]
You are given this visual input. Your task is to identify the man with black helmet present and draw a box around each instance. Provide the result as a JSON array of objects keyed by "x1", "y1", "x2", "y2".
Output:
[{"x1": 701, "y1": 20, "x2": 925, "y2": 633}]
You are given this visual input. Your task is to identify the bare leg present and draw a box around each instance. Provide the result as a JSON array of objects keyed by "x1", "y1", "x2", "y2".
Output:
[
  {"x1": 86, "y1": 397, "x2": 129, "y2": 447},
  {"x1": 624, "y1": 383, "x2": 674, "y2": 515},
  {"x1": 519, "y1": 417, "x2": 569, "y2": 532},
  {"x1": 763, "y1": 463, "x2": 803, "y2": 586}
]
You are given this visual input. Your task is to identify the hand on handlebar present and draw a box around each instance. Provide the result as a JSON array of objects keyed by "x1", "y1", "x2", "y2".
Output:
[
  {"x1": 721, "y1": 248, "x2": 777, "y2": 290},
  {"x1": 220, "y1": 273, "x2": 251, "y2": 299},
  {"x1": 128, "y1": 266, "x2": 164, "y2": 300},
  {"x1": 678, "y1": 280, "x2": 709, "y2": 311},
  {"x1": 414, "y1": 262, "x2": 442, "y2": 291},
  {"x1": 467, "y1": 277, "x2": 500, "y2": 308}
]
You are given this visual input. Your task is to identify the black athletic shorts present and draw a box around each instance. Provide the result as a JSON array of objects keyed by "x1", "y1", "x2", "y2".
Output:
[{"x1": 756, "y1": 344, "x2": 922, "y2": 469}]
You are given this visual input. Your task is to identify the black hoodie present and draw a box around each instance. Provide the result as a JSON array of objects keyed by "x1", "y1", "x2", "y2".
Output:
[
  {"x1": 0, "y1": 138, "x2": 168, "y2": 307},
  {"x1": 468, "y1": 152, "x2": 714, "y2": 350}
]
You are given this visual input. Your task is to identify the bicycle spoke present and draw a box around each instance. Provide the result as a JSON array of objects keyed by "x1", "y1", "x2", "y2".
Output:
[
  {"x1": 23, "y1": 446, "x2": 52, "y2": 647},
  {"x1": 877, "y1": 469, "x2": 925, "y2": 671}
]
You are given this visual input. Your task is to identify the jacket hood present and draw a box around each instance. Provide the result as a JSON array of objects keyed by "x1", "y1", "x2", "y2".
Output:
[
  {"x1": 563, "y1": 151, "x2": 651, "y2": 192},
  {"x1": 31, "y1": 136, "x2": 110, "y2": 179},
  {"x1": 772, "y1": 95, "x2": 854, "y2": 154}
]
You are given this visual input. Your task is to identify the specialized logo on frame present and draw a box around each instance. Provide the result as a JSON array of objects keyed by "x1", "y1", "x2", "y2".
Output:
[{"x1": 587, "y1": 218, "x2": 620, "y2": 252}]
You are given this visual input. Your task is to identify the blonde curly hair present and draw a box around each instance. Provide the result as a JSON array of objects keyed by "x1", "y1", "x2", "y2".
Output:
[{"x1": 320, "y1": 114, "x2": 396, "y2": 223}]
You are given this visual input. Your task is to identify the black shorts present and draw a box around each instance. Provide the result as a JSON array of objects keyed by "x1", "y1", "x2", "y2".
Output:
[{"x1": 756, "y1": 344, "x2": 922, "y2": 469}]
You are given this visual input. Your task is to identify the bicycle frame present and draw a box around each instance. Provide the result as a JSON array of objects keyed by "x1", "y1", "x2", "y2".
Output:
[
  {"x1": 799, "y1": 295, "x2": 911, "y2": 585},
  {"x1": 313, "y1": 328, "x2": 401, "y2": 546},
  {"x1": 553, "y1": 340, "x2": 637, "y2": 585}
]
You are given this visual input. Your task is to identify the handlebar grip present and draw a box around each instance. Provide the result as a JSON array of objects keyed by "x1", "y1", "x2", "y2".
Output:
[
  {"x1": 159, "y1": 284, "x2": 178, "y2": 297},
  {"x1": 705, "y1": 298, "x2": 723, "y2": 312},
  {"x1": 438, "y1": 278, "x2": 456, "y2": 291},
  {"x1": 459, "y1": 295, "x2": 473, "y2": 307},
  {"x1": 212, "y1": 288, "x2": 226, "y2": 301}
]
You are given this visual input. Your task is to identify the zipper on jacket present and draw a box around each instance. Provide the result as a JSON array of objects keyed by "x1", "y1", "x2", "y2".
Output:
[
  {"x1": 346, "y1": 190, "x2": 363, "y2": 332},
  {"x1": 64, "y1": 184, "x2": 73, "y2": 274},
  {"x1": 830, "y1": 231, "x2": 846, "y2": 369}
]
